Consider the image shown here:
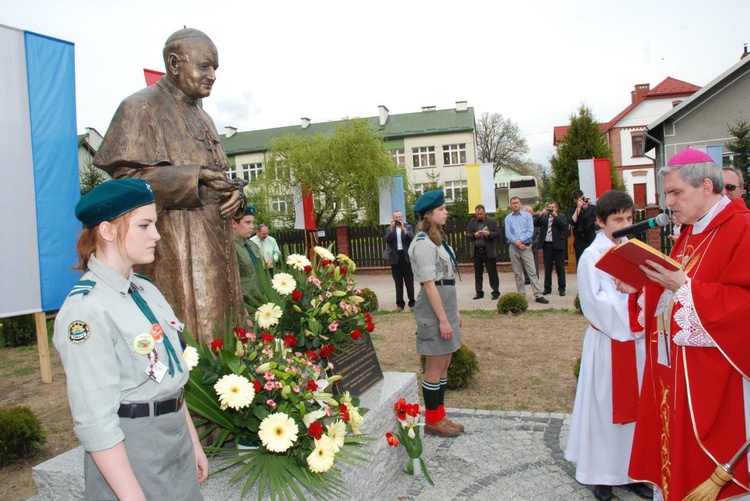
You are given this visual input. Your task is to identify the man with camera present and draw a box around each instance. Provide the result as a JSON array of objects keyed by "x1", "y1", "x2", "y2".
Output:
[
  {"x1": 535, "y1": 201, "x2": 568, "y2": 296},
  {"x1": 384, "y1": 211, "x2": 415, "y2": 311},
  {"x1": 568, "y1": 190, "x2": 597, "y2": 266},
  {"x1": 467, "y1": 204, "x2": 501, "y2": 300}
]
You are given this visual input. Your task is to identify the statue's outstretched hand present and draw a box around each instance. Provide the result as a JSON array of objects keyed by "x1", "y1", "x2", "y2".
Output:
[
  {"x1": 199, "y1": 169, "x2": 234, "y2": 194},
  {"x1": 220, "y1": 190, "x2": 243, "y2": 219}
]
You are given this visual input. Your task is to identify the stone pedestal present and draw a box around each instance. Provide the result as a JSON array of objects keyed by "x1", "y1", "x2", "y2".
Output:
[{"x1": 32, "y1": 372, "x2": 418, "y2": 500}]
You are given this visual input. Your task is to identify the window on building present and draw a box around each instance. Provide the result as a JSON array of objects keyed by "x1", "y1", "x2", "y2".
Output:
[
  {"x1": 442, "y1": 144, "x2": 466, "y2": 165},
  {"x1": 414, "y1": 183, "x2": 428, "y2": 197},
  {"x1": 389, "y1": 148, "x2": 405, "y2": 167},
  {"x1": 227, "y1": 164, "x2": 238, "y2": 179},
  {"x1": 412, "y1": 146, "x2": 436, "y2": 168},
  {"x1": 271, "y1": 198, "x2": 289, "y2": 214},
  {"x1": 723, "y1": 153, "x2": 736, "y2": 167},
  {"x1": 631, "y1": 133, "x2": 644, "y2": 157},
  {"x1": 444, "y1": 180, "x2": 467, "y2": 202},
  {"x1": 241, "y1": 163, "x2": 263, "y2": 182}
]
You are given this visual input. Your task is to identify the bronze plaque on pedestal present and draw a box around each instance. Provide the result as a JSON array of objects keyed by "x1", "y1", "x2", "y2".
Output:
[{"x1": 328, "y1": 332, "x2": 384, "y2": 396}]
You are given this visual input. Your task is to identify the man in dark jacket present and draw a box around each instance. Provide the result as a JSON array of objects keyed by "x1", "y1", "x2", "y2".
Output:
[
  {"x1": 567, "y1": 189, "x2": 597, "y2": 265},
  {"x1": 535, "y1": 201, "x2": 568, "y2": 296},
  {"x1": 384, "y1": 210, "x2": 415, "y2": 311},
  {"x1": 467, "y1": 204, "x2": 501, "y2": 300}
]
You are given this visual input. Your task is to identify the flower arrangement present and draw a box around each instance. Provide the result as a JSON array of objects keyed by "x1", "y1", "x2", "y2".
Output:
[
  {"x1": 184, "y1": 326, "x2": 371, "y2": 500},
  {"x1": 385, "y1": 398, "x2": 434, "y2": 485},
  {"x1": 253, "y1": 246, "x2": 374, "y2": 360}
]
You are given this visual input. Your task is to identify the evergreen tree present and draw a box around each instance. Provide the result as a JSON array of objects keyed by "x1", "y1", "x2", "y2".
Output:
[
  {"x1": 549, "y1": 105, "x2": 619, "y2": 206},
  {"x1": 725, "y1": 119, "x2": 750, "y2": 194}
]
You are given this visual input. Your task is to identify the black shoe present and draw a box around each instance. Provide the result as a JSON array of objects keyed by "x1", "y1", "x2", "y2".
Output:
[
  {"x1": 491, "y1": 292, "x2": 500, "y2": 300},
  {"x1": 542, "y1": 290, "x2": 551, "y2": 295},
  {"x1": 593, "y1": 485, "x2": 613, "y2": 501},
  {"x1": 472, "y1": 293, "x2": 484, "y2": 300},
  {"x1": 524, "y1": 279, "x2": 531, "y2": 285},
  {"x1": 535, "y1": 297, "x2": 549, "y2": 304},
  {"x1": 618, "y1": 482, "x2": 652, "y2": 499},
  {"x1": 559, "y1": 290, "x2": 566, "y2": 296}
]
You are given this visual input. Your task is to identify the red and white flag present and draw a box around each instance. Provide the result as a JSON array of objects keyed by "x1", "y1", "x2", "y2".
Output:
[{"x1": 293, "y1": 184, "x2": 316, "y2": 230}]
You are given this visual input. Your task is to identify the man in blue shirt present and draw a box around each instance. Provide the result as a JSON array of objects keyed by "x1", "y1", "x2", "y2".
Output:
[{"x1": 504, "y1": 197, "x2": 549, "y2": 304}]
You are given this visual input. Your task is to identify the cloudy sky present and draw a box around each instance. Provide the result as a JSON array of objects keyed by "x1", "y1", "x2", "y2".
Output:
[{"x1": 3, "y1": 0, "x2": 749, "y2": 166}]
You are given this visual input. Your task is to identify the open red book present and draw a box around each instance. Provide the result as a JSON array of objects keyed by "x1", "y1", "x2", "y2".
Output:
[{"x1": 595, "y1": 238, "x2": 681, "y2": 289}]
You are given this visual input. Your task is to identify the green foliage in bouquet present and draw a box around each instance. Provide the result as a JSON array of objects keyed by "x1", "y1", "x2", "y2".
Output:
[
  {"x1": 419, "y1": 344, "x2": 479, "y2": 390},
  {"x1": 358, "y1": 288, "x2": 379, "y2": 313},
  {"x1": 0, "y1": 406, "x2": 46, "y2": 465},
  {"x1": 183, "y1": 327, "x2": 372, "y2": 500},
  {"x1": 252, "y1": 246, "x2": 373, "y2": 359},
  {"x1": 496, "y1": 292, "x2": 529, "y2": 315},
  {"x1": 385, "y1": 398, "x2": 434, "y2": 485}
]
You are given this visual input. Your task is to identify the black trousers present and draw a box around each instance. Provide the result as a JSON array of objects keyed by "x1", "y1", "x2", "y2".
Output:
[
  {"x1": 473, "y1": 247, "x2": 499, "y2": 294},
  {"x1": 391, "y1": 250, "x2": 415, "y2": 308},
  {"x1": 542, "y1": 242, "x2": 566, "y2": 293},
  {"x1": 573, "y1": 236, "x2": 594, "y2": 267}
]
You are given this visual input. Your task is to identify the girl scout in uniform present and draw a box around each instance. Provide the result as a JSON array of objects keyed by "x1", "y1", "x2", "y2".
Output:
[
  {"x1": 408, "y1": 190, "x2": 465, "y2": 437},
  {"x1": 53, "y1": 179, "x2": 207, "y2": 500}
]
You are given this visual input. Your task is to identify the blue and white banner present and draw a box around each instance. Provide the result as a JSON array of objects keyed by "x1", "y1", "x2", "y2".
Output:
[
  {"x1": 0, "y1": 25, "x2": 79, "y2": 317},
  {"x1": 378, "y1": 175, "x2": 406, "y2": 225}
]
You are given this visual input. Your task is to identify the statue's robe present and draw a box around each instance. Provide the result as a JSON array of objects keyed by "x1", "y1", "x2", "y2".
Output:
[{"x1": 94, "y1": 77, "x2": 243, "y2": 343}]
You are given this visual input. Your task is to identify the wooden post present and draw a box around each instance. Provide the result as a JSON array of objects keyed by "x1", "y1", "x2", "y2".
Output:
[
  {"x1": 34, "y1": 312, "x2": 52, "y2": 383},
  {"x1": 565, "y1": 235, "x2": 577, "y2": 273}
]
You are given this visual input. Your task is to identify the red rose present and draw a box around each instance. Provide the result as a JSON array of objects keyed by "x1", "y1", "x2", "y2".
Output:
[
  {"x1": 365, "y1": 322, "x2": 375, "y2": 333},
  {"x1": 283, "y1": 334, "x2": 297, "y2": 348},
  {"x1": 364, "y1": 313, "x2": 373, "y2": 323},
  {"x1": 210, "y1": 339, "x2": 223, "y2": 351},
  {"x1": 319, "y1": 344, "x2": 335, "y2": 358},
  {"x1": 261, "y1": 333, "x2": 274, "y2": 343},
  {"x1": 306, "y1": 350, "x2": 319, "y2": 361},
  {"x1": 233, "y1": 327, "x2": 247, "y2": 339},
  {"x1": 321, "y1": 259, "x2": 331, "y2": 267},
  {"x1": 340, "y1": 267, "x2": 348, "y2": 275},
  {"x1": 339, "y1": 403, "x2": 350, "y2": 421},
  {"x1": 306, "y1": 379, "x2": 319, "y2": 391},
  {"x1": 350, "y1": 329, "x2": 362, "y2": 341},
  {"x1": 385, "y1": 432, "x2": 399, "y2": 447},
  {"x1": 304, "y1": 265, "x2": 312, "y2": 274},
  {"x1": 252, "y1": 380, "x2": 262, "y2": 393},
  {"x1": 307, "y1": 421, "x2": 324, "y2": 440},
  {"x1": 291, "y1": 290, "x2": 303, "y2": 301}
]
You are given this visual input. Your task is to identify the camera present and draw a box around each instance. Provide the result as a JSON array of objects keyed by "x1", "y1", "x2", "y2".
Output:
[
  {"x1": 547, "y1": 206, "x2": 555, "y2": 212},
  {"x1": 583, "y1": 197, "x2": 590, "y2": 204},
  {"x1": 393, "y1": 220, "x2": 401, "y2": 226}
]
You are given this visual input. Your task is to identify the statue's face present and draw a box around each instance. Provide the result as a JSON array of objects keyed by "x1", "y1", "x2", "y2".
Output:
[{"x1": 175, "y1": 38, "x2": 219, "y2": 100}]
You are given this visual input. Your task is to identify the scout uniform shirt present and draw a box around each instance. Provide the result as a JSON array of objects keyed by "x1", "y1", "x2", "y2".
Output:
[
  {"x1": 234, "y1": 234, "x2": 262, "y2": 307},
  {"x1": 53, "y1": 254, "x2": 189, "y2": 453}
]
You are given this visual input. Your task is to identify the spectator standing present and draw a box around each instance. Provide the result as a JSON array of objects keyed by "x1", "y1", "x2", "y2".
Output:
[
  {"x1": 466, "y1": 204, "x2": 500, "y2": 300},
  {"x1": 384, "y1": 210, "x2": 416, "y2": 311},
  {"x1": 232, "y1": 205, "x2": 262, "y2": 310},
  {"x1": 250, "y1": 224, "x2": 280, "y2": 277},
  {"x1": 723, "y1": 166, "x2": 745, "y2": 201},
  {"x1": 504, "y1": 197, "x2": 548, "y2": 304},
  {"x1": 522, "y1": 205, "x2": 540, "y2": 285},
  {"x1": 535, "y1": 201, "x2": 568, "y2": 296},
  {"x1": 568, "y1": 190, "x2": 597, "y2": 265}
]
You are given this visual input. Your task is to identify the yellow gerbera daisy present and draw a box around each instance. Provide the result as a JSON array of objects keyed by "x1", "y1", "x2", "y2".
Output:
[
  {"x1": 258, "y1": 412, "x2": 298, "y2": 453},
  {"x1": 307, "y1": 435, "x2": 337, "y2": 473},
  {"x1": 214, "y1": 374, "x2": 255, "y2": 411},
  {"x1": 255, "y1": 303, "x2": 283, "y2": 329},
  {"x1": 271, "y1": 273, "x2": 296, "y2": 295}
]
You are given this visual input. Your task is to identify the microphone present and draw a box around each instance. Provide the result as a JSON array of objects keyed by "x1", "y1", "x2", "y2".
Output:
[{"x1": 612, "y1": 213, "x2": 670, "y2": 239}]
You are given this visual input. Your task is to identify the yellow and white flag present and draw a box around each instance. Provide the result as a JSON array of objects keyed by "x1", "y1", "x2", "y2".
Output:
[{"x1": 466, "y1": 163, "x2": 496, "y2": 213}]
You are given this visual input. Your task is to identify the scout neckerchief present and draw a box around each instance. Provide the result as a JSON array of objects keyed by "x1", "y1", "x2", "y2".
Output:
[
  {"x1": 129, "y1": 284, "x2": 183, "y2": 376},
  {"x1": 441, "y1": 241, "x2": 461, "y2": 281},
  {"x1": 245, "y1": 241, "x2": 259, "y2": 265}
]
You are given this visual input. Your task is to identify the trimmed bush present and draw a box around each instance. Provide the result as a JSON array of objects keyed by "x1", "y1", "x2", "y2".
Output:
[
  {"x1": 0, "y1": 314, "x2": 35, "y2": 347},
  {"x1": 0, "y1": 406, "x2": 46, "y2": 465},
  {"x1": 496, "y1": 292, "x2": 528, "y2": 315},
  {"x1": 573, "y1": 294, "x2": 582, "y2": 314},
  {"x1": 359, "y1": 287, "x2": 379, "y2": 313},
  {"x1": 420, "y1": 344, "x2": 480, "y2": 390}
]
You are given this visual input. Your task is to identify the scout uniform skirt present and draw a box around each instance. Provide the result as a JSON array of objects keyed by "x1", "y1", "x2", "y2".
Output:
[
  {"x1": 83, "y1": 402, "x2": 202, "y2": 500},
  {"x1": 414, "y1": 283, "x2": 461, "y2": 355}
]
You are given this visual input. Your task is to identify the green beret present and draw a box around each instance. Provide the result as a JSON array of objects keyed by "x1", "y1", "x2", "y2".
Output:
[
  {"x1": 413, "y1": 189, "x2": 445, "y2": 217},
  {"x1": 244, "y1": 205, "x2": 256, "y2": 216},
  {"x1": 75, "y1": 179, "x2": 155, "y2": 227}
]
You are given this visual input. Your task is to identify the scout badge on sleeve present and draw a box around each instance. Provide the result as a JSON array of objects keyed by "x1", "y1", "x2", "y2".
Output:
[{"x1": 68, "y1": 320, "x2": 91, "y2": 344}]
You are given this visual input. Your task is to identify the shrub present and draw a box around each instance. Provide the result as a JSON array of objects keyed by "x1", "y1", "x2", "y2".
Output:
[
  {"x1": 573, "y1": 294, "x2": 582, "y2": 314},
  {"x1": 0, "y1": 314, "x2": 35, "y2": 347},
  {"x1": 496, "y1": 292, "x2": 528, "y2": 315},
  {"x1": 0, "y1": 406, "x2": 46, "y2": 465},
  {"x1": 420, "y1": 344, "x2": 480, "y2": 390},
  {"x1": 359, "y1": 287, "x2": 379, "y2": 313}
]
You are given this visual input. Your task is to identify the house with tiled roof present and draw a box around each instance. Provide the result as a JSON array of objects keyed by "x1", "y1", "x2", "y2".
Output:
[
  {"x1": 220, "y1": 102, "x2": 478, "y2": 214},
  {"x1": 553, "y1": 78, "x2": 700, "y2": 207}
]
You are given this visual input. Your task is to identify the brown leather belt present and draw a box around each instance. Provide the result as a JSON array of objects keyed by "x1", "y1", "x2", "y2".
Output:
[{"x1": 118, "y1": 388, "x2": 185, "y2": 419}]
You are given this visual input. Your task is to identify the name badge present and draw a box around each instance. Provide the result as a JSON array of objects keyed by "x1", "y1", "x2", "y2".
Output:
[{"x1": 145, "y1": 360, "x2": 168, "y2": 383}]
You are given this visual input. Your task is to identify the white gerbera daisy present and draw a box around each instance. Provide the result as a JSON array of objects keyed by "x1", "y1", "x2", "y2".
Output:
[
  {"x1": 258, "y1": 412, "x2": 299, "y2": 453},
  {"x1": 271, "y1": 273, "x2": 297, "y2": 295},
  {"x1": 314, "y1": 246, "x2": 336, "y2": 261},
  {"x1": 286, "y1": 254, "x2": 312, "y2": 271},
  {"x1": 255, "y1": 303, "x2": 283, "y2": 329},
  {"x1": 326, "y1": 420, "x2": 346, "y2": 451},
  {"x1": 181, "y1": 346, "x2": 199, "y2": 370},
  {"x1": 307, "y1": 435, "x2": 337, "y2": 473},
  {"x1": 214, "y1": 374, "x2": 255, "y2": 411}
]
